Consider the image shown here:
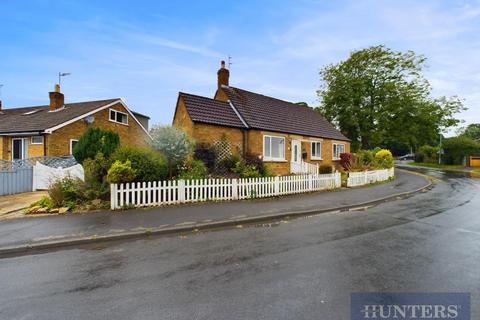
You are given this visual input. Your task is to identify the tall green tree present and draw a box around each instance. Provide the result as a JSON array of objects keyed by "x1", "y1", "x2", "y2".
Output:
[
  {"x1": 316, "y1": 45, "x2": 466, "y2": 152},
  {"x1": 458, "y1": 123, "x2": 480, "y2": 141}
]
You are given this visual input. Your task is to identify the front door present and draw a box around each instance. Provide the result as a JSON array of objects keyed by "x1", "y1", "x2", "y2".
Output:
[
  {"x1": 12, "y1": 138, "x2": 27, "y2": 160},
  {"x1": 291, "y1": 140, "x2": 302, "y2": 164}
]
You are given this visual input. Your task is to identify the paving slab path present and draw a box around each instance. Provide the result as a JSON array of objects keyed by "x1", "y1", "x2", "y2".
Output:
[{"x1": 0, "y1": 169, "x2": 430, "y2": 251}]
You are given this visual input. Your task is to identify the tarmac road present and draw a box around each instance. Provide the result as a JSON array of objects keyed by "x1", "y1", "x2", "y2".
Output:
[{"x1": 0, "y1": 168, "x2": 479, "y2": 319}]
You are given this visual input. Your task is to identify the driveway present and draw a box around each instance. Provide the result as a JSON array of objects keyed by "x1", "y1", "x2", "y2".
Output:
[{"x1": 0, "y1": 191, "x2": 47, "y2": 216}]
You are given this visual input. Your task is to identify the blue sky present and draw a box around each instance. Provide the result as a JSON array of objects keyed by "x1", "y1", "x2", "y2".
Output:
[{"x1": 1, "y1": 0, "x2": 479, "y2": 133}]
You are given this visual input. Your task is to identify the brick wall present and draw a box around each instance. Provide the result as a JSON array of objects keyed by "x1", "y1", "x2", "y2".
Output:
[
  {"x1": 173, "y1": 96, "x2": 351, "y2": 175},
  {"x1": 46, "y1": 102, "x2": 149, "y2": 157},
  {"x1": 173, "y1": 97, "x2": 245, "y2": 154},
  {"x1": 0, "y1": 136, "x2": 45, "y2": 160}
]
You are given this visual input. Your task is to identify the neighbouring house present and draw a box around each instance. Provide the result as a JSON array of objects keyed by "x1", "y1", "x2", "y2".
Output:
[
  {"x1": 0, "y1": 85, "x2": 150, "y2": 161},
  {"x1": 173, "y1": 61, "x2": 350, "y2": 175}
]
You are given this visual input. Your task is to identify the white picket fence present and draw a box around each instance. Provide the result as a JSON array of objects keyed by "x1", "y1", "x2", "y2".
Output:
[
  {"x1": 290, "y1": 161, "x2": 319, "y2": 175},
  {"x1": 347, "y1": 168, "x2": 395, "y2": 187},
  {"x1": 110, "y1": 172, "x2": 341, "y2": 209}
]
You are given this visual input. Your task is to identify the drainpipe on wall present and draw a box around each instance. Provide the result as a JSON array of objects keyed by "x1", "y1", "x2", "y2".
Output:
[{"x1": 242, "y1": 130, "x2": 248, "y2": 157}]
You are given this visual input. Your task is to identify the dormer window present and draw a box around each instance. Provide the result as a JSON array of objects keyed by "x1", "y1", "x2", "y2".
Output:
[{"x1": 109, "y1": 109, "x2": 128, "y2": 125}]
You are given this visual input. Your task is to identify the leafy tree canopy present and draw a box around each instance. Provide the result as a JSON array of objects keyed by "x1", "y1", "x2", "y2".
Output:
[
  {"x1": 149, "y1": 125, "x2": 193, "y2": 177},
  {"x1": 458, "y1": 123, "x2": 480, "y2": 141},
  {"x1": 316, "y1": 45, "x2": 466, "y2": 152}
]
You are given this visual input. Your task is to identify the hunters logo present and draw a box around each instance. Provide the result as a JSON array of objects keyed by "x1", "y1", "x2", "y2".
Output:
[{"x1": 351, "y1": 293, "x2": 470, "y2": 320}]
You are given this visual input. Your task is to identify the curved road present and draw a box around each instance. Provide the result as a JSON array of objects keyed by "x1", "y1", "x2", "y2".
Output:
[{"x1": 0, "y1": 168, "x2": 479, "y2": 319}]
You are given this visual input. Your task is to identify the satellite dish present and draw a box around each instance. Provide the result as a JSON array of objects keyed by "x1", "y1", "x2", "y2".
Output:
[{"x1": 84, "y1": 115, "x2": 95, "y2": 124}]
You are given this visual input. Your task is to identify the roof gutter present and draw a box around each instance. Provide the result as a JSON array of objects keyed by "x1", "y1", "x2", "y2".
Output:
[{"x1": 0, "y1": 131, "x2": 44, "y2": 136}]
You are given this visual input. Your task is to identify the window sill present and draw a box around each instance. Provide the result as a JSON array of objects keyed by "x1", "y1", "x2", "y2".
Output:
[
  {"x1": 311, "y1": 157, "x2": 323, "y2": 161},
  {"x1": 108, "y1": 119, "x2": 129, "y2": 126},
  {"x1": 263, "y1": 158, "x2": 287, "y2": 163}
]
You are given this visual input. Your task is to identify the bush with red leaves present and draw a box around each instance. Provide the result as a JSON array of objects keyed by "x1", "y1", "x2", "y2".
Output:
[{"x1": 339, "y1": 153, "x2": 352, "y2": 171}]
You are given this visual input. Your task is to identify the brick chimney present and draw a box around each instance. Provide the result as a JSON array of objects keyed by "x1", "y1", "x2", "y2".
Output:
[
  {"x1": 217, "y1": 60, "x2": 229, "y2": 89},
  {"x1": 49, "y1": 84, "x2": 64, "y2": 111}
]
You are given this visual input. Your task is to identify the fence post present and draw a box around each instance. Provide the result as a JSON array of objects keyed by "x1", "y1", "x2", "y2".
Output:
[
  {"x1": 308, "y1": 174, "x2": 313, "y2": 191},
  {"x1": 232, "y1": 178, "x2": 238, "y2": 200},
  {"x1": 274, "y1": 176, "x2": 280, "y2": 196},
  {"x1": 364, "y1": 170, "x2": 368, "y2": 185},
  {"x1": 110, "y1": 183, "x2": 117, "y2": 210},
  {"x1": 178, "y1": 180, "x2": 185, "y2": 203},
  {"x1": 335, "y1": 171, "x2": 340, "y2": 188}
]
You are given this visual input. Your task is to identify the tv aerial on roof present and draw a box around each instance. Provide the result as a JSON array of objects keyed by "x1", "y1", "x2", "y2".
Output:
[{"x1": 58, "y1": 72, "x2": 71, "y2": 86}]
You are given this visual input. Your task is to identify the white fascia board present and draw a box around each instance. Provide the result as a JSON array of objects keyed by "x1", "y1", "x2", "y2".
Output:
[{"x1": 44, "y1": 99, "x2": 152, "y2": 139}]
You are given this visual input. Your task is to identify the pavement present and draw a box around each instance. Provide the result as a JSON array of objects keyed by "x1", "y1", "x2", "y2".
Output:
[
  {"x1": 0, "y1": 169, "x2": 430, "y2": 254},
  {"x1": 0, "y1": 167, "x2": 477, "y2": 319},
  {"x1": 0, "y1": 191, "x2": 47, "y2": 216}
]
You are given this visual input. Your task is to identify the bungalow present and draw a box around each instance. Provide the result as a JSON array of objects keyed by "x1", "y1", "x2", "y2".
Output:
[
  {"x1": 0, "y1": 85, "x2": 150, "y2": 161},
  {"x1": 173, "y1": 61, "x2": 350, "y2": 175}
]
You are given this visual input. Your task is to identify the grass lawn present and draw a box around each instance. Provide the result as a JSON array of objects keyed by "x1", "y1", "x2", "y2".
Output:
[{"x1": 408, "y1": 162, "x2": 464, "y2": 170}]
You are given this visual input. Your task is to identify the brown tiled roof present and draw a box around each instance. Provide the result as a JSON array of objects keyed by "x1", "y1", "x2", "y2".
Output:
[
  {"x1": 222, "y1": 86, "x2": 349, "y2": 141},
  {"x1": 0, "y1": 99, "x2": 120, "y2": 134},
  {"x1": 179, "y1": 92, "x2": 247, "y2": 129},
  {"x1": 180, "y1": 86, "x2": 349, "y2": 141}
]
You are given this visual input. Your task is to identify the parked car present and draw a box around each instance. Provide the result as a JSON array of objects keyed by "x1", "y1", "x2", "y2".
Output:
[{"x1": 397, "y1": 153, "x2": 415, "y2": 161}]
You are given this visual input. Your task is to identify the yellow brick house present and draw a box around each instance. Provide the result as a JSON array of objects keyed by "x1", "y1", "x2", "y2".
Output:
[
  {"x1": 0, "y1": 85, "x2": 150, "y2": 161},
  {"x1": 173, "y1": 61, "x2": 351, "y2": 175}
]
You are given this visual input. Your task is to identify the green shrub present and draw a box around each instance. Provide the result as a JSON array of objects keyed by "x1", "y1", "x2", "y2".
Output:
[
  {"x1": 83, "y1": 152, "x2": 110, "y2": 185},
  {"x1": 356, "y1": 150, "x2": 376, "y2": 168},
  {"x1": 348, "y1": 153, "x2": 365, "y2": 171},
  {"x1": 73, "y1": 127, "x2": 120, "y2": 164},
  {"x1": 110, "y1": 146, "x2": 168, "y2": 182},
  {"x1": 443, "y1": 136, "x2": 480, "y2": 165},
  {"x1": 374, "y1": 149, "x2": 394, "y2": 169},
  {"x1": 319, "y1": 165, "x2": 333, "y2": 174},
  {"x1": 194, "y1": 144, "x2": 216, "y2": 172},
  {"x1": 36, "y1": 195, "x2": 54, "y2": 209},
  {"x1": 415, "y1": 145, "x2": 439, "y2": 163},
  {"x1": 232, "y1": 161, "x2": 261, "y2": 178},
  {"x1": 221, "y1": 154, "x2": 242, "y2": 171},
  {"x1": 178, "y1": 159, "x2": 208, "y2": 180},
  {"x1": 107, "y1": 160, "x2": 136, "y2": 184},
  {"x1": 48, "y1": 176, "x2": 86, "y2": 208},
  {"x1": 244, "y1": 154, "x2": 270, "y2": 176}
]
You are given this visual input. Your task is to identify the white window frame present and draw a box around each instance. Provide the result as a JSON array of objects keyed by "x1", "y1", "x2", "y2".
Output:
[
  {"x1": 31, "y1": 136, "x2": 44, "y2": 145},
  {"x1": 70, "y1": 139, "x2": 79, "y2": 155},
  {"x1": 311, "y1": 141, "x2": 322, "y2": 160},
  {"x1": 263, "y1": 135, "x2": 286, "y2": 161},
  {"x1": 332, "y1": 143, "x2": 346, "y2": 160},
  {"x1": 109, "y1": 108, "x2": 129, "y2": 125}
]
